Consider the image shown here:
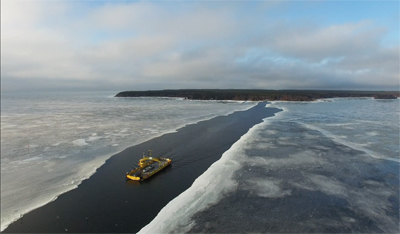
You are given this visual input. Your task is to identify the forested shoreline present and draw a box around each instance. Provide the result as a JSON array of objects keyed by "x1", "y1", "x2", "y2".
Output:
[{"x1": 115, "y1": 89, "x2": 399, "y2": 101}]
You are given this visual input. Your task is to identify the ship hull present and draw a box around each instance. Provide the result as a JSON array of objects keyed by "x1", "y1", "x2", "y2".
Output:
[{"x1": 126, "y1": 157, "x2": 171, "y2": 181}]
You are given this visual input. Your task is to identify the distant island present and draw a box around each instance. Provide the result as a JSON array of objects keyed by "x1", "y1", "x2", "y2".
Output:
[
  {"x1": 373, "y1": 94, "x2": 398, "y2": 99},
  {"x1": 115, "y1": 89, "x2": 399, "y2": 101}
]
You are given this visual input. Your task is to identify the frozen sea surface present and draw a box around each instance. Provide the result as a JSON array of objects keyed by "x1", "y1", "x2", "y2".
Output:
[
  {"x1": 141, "y1": 98, "x2": 399, "y2": 233},
  {"x1": 0, "y1": 91, "x2": 255, "y2": 231}
]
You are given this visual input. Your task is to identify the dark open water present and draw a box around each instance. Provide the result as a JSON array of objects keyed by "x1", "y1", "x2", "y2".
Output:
[{"x1": 3, "y1": 102, "x2": 280, "y2": 233}]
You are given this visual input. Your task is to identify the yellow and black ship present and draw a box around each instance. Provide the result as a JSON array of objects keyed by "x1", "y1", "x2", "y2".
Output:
[{"x1": 126, "y1": 150, "x2": 172, "y2": 181}]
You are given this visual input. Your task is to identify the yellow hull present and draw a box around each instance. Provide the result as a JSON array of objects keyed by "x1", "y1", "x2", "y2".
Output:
[{"x1": 126, "y1": 156, "x2": 171, "y2": 181}]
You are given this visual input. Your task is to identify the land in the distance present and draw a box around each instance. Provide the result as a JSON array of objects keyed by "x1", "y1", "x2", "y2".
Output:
[{"x1": 115, "y1": 89, "x2": 399, "y2": 101}]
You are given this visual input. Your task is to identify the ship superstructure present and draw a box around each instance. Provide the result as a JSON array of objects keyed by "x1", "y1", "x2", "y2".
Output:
[{"x1": 126, "y1": 150, "x2": 171, "y2": 181}]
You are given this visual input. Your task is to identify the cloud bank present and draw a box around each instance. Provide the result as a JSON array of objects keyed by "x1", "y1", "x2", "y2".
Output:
[{"x1": 1, "y1": 1, "x2": 399, "y2": 91}]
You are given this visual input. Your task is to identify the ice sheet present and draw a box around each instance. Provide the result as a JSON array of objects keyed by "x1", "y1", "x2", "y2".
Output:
[{"x1": 1, "y1": 92, "x2": 256, "y2": 231}]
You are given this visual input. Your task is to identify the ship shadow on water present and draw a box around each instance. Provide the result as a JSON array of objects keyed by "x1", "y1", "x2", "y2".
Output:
[{"x1": 125, "y1": 180, "x2": 141, "y2": 186}]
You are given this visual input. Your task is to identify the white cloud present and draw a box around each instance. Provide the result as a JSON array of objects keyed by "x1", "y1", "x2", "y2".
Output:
[{"x1": 1, "y1": 1, "x2": 398, "y2": 91}]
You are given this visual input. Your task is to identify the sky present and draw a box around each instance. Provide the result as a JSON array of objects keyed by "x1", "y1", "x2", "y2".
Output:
[{"x1": 1, "y1": 0, "x2": 399, "y2": 92}]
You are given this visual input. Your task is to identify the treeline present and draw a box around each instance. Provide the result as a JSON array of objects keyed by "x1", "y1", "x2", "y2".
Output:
[{"x1": 115, "y1": 89, "x2": 399, "y2": 101}]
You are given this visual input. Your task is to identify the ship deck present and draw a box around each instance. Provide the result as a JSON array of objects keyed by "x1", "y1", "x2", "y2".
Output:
[{"x1": 132, "y1": 159, "x2": 170, "y2": 177}]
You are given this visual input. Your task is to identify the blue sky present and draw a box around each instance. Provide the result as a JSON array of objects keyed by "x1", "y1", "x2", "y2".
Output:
[
  {"x1": 1, "y1": 0, "x2": 399, "y2": 91},
  {"x1": 285, "y1": 1, "x2": 399, "y2": 45}
]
